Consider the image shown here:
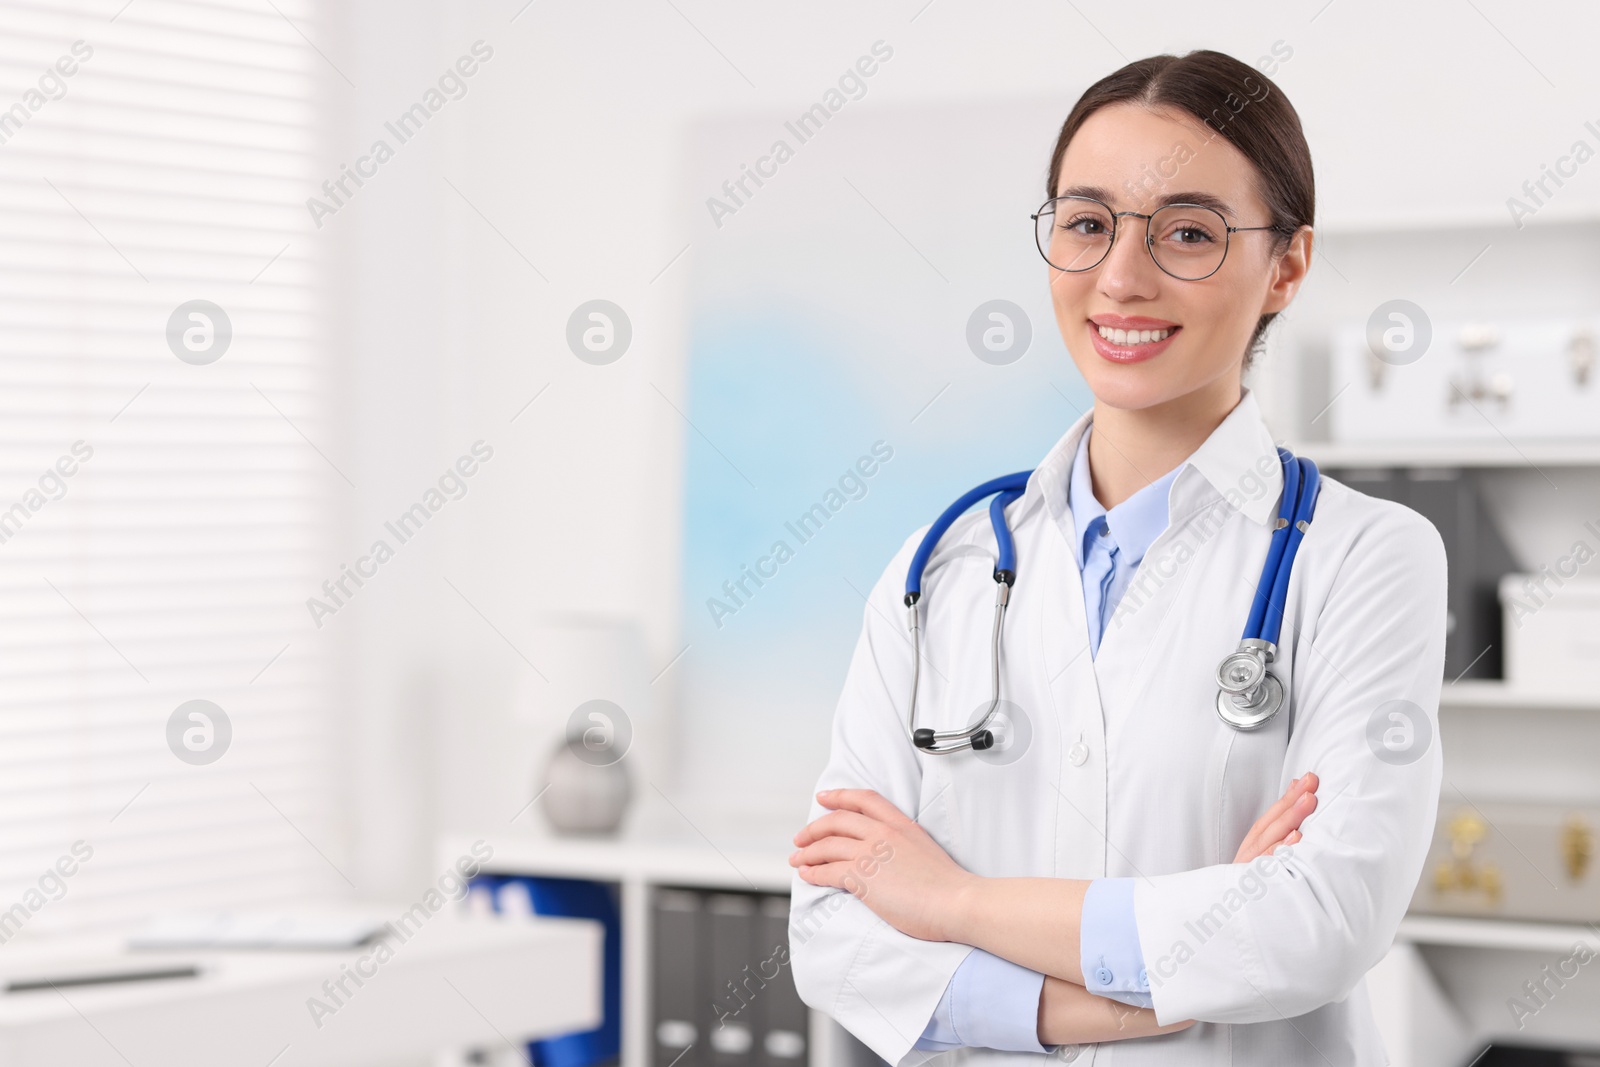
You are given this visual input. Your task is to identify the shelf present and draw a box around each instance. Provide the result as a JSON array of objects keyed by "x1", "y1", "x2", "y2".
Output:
[
  {"x1": 442, "y1": 831, "x2": 857, "y2": 1067},
  {"x1": 447, "y1": 830, "x2": 797, "y2": 893},
  {"x1": 1398, "y1": 913, "x2": 1600, "y2": 952},
  {"x1": 1290, "y1": 439, "x2": 1600, "y2": 469},
  {"x1": 1438, "y1": 680, "x2": 1600, "y2": 711}
]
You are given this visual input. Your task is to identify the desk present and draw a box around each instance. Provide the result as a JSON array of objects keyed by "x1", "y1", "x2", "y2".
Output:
[{"x1": 0, "y1": 911, "x2": 602, "y2": 1067}]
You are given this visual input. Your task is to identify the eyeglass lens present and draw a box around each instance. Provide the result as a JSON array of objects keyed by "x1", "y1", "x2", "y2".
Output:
[{"x1": 1035, "y1": 197, "x2": 1230, "y2": 280}]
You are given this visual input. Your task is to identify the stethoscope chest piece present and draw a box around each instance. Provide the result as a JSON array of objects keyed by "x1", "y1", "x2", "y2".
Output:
[{"x1": 1214, "y1": 638, "x2": 1285, "y2": 730}]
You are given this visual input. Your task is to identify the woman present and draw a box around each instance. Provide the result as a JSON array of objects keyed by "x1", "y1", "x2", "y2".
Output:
[{"x1": 787, "y1": 50, "x2": 1447, "y2": 1065}]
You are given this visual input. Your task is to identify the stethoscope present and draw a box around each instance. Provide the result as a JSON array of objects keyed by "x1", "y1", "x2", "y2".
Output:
[{"x1": 902, "y1": 446, "x2": 1321, "y2": 754}]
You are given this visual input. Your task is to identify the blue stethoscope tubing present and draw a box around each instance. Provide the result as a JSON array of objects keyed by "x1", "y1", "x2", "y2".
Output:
[{"x1": 902, "y1": 447, "x2": 1321, "y2": 753}]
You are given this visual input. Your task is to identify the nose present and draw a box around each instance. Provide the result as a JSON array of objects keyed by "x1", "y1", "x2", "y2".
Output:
[{"x1": 1097, "y1": 215, "x2": 1160, "y2": 300}]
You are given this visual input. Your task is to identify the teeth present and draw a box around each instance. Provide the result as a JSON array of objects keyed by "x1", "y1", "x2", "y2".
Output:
[{"x1": 1097, "y1": 325, "x2": 1173, "y2": 345}]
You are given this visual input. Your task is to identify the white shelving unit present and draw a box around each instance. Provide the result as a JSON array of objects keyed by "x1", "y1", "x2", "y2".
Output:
[
  {"x1": 1289, "y1": 439, "x2": 1600, "y2": 469},
  {"x1": 440, "y1": 828, "x2": 876, "y2": 1067},
  {"x1": 1375, "y1": 913, "x2": 1600, "y2": 1067},
  {"x1": 1438, "y1": 681, "x2": 1600, "y2": 712},
  {"x1": 447, "y1": 828, "x2": 1600, "y2": 1067},
  {"x1": 1398, "y1": 914, "x2": 1600, "y2": 953},
  {"x1": 1296, "y1": 415, "x2": 1600, "y2": 1064}
]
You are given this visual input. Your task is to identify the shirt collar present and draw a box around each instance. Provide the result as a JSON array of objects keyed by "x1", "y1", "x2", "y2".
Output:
[
  {"x1": 1028, "y1": 386, "x2": 1284, "y2": 539},
  {"x1": 1067, "y1": 424, "x2": 1183, "y2": 569}
]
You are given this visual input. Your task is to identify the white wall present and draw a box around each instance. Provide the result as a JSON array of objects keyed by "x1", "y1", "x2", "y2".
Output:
[{"x1": 320, "y1": 0, "x2": 1600, "y2": 893}]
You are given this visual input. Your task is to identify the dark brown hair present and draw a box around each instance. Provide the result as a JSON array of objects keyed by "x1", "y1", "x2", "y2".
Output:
[{"x1": 1044, "y1": 49, "x2": 1314, "y2": 371}]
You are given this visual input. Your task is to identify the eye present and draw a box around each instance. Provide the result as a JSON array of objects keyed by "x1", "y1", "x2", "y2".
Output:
[
  {"x1": 1157, "y1": 218, "x2": 1220, "y2": 245},
  {"x1": 1061, "y1": 213, "x2": 1109, "y2": 236}
]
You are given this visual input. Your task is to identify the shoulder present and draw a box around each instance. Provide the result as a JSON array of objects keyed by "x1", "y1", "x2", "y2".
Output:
[{"x1": 1307, "y1": 471, "x2": 1448, "y2": 596}]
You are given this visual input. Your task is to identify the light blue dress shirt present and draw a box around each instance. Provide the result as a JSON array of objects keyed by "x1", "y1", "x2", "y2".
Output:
[{"x1": 914, "y1": 424, "x2": 1181, "y2": 1052}]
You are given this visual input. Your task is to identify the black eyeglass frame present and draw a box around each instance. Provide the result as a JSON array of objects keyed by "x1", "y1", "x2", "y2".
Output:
[{"x1": 1030, "y1": 194, "x2": 1295, "y2": 281}]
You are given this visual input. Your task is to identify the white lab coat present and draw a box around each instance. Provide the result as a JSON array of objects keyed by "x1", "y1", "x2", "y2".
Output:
[{"x1": 789, "y1": 387, "x2": 1447, "y2": 1066}]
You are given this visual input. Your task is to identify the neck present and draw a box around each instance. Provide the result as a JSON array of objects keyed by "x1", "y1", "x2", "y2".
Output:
[{"x1": 1087, "y1": 376, "x2": 1243, "y2": 511}]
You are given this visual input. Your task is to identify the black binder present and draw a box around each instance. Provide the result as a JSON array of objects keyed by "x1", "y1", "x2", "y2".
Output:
[
  {"x1": 758, "y1": 894, "x2": 810, "y2": 1066},
  {"x1": 652, "y1": 888, "x2": 704, "y2": 1067},
  {"x1": 1326, "y1": 466, "x2": 1518, "y2": 679},
  {"x1": 703, "y1": 893, "x2": 759, "y2": 1067}
]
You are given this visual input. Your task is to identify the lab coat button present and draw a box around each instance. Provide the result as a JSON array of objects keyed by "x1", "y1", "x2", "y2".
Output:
[
  {"x1": 1095, "y1": 966, "x2": 1113, "y2": 986},
  {"x1": 1068, "y1": 741, "x2": 1089, "y2": 766}
]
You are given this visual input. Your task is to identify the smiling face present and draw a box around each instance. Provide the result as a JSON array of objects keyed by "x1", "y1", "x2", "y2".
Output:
[{"x1": 1046, "y1": 102, "x2": 1310, "y2": 414}]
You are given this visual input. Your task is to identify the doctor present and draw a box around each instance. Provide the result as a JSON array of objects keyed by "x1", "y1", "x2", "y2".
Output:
[{"x1": 787, "y1": 49, "x2": 1447, "y2": 1065}]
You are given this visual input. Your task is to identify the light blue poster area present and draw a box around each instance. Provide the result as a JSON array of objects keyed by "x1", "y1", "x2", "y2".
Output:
[{"x1": 676, "y1": 89, "x2": 1098, "y2": 805}]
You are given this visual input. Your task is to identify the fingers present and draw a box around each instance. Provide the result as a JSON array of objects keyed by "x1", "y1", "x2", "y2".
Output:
[
  {"x1": 790, "y1": 835, "x2": 862, "y2": 868},
  {"x1": 793, "y1": 809, "x2": 880, "y2": 847},
  {"x1": 1252, "y1": 790, "x2": 1318, "y2": 852},
  {"x1": 795, "y1": 859, "x2": 867, "y2": 893},
  {"x1": 1244, "y1": 828, "x2": 1303, "y2": 864},
  {"x1": 1249, "y1": 772, "x2": 1319, "y2": 837},
  {"x1": 816, "y1": 787, "x2": 909, "y2": 825},
  {"x1": 1234, "y1": 773, "x2": 1319, "y2": 863}
]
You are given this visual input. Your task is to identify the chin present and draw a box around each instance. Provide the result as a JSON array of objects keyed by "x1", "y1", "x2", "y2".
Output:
[{"x1": 1075, "y1": 363, "x2": 1176, "y2": 412}]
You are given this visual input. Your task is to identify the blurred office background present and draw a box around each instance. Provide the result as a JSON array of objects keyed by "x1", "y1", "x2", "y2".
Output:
[{"x1": 3, "y1": 1, "x2": 1600, "y2": 1064}]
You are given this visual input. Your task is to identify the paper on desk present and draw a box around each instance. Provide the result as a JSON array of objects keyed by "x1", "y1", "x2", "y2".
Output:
[{"x1": 127, "y1": 910, "x2": 389, "y2": 950}]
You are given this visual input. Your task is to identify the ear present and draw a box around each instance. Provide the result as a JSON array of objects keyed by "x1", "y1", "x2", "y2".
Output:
[{"x1": 1261, "y1": 225, "x2": 1313, "y2": 315}]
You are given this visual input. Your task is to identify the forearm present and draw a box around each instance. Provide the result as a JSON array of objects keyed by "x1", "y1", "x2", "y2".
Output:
[
  {"x1": 1037, "y1": 975, "x2": 1194, "y2": 1045},
  {"x1": 947, "y1": 875, "x2": 1091, "y2": 984}
]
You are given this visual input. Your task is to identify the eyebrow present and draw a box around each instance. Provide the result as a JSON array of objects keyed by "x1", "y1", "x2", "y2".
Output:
[{"x1": 1057, "y1": 184, "x2": 1236, "y2": 218}]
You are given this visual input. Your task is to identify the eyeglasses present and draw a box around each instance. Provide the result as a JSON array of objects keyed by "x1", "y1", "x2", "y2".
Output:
[{"x1": 1031, "y1": 194, "x2": 1291, "y2": 281}]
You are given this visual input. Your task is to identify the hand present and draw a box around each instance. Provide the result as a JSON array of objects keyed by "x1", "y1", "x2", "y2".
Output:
[
  {"x1": 790, "y1": 788, "x2": 975, "y2": 943},
  {"x1": 1233, "y1": 772, "x2": 1318, "y2": 863}
]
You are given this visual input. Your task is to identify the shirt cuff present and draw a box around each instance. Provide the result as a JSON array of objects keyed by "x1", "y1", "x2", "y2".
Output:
[
  {"x1": 1080, "y1": 877, "x2": 1154, "y2": 1010},
  {"x1": 913, "y1": 948, "x2": 1049, "y2": 1053},
  {"x1": 912, "y1": 959, "x2": 962, "y2": 1051}
]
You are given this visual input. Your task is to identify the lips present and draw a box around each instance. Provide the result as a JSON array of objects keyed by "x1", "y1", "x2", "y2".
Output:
[
  {"x1": 1087, "y1": 318, "x2": 1181, "y2": 364},
  {"x1": 1089, "y1": 314, "x2": 1179, "y2": 331}
]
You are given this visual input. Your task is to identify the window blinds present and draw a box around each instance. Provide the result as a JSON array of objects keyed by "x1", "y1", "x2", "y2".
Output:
[{"x1": 0, "y1": 0, "x2": 341, "y2": 936}]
